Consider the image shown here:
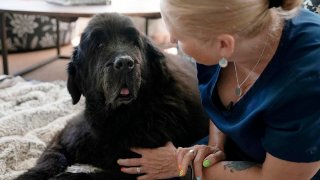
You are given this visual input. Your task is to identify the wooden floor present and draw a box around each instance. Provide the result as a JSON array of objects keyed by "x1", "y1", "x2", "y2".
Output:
[{"x1": 0, "y1": 45, "x2": 74, "y2": 82}]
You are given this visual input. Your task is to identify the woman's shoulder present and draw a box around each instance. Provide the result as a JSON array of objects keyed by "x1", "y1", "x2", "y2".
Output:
[
  {"x1": 275, "y1": 9, "x2": 320, "y2": 78},
  {"x1": 285, "y1": 8, "x2": 320, "y2": 42},
  {"x1": 290, "y1": 8, "x2": 320, "y2": 28}
]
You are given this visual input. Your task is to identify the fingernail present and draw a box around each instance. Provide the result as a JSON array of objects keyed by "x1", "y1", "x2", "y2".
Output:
[
  {"x1": 179, "y1": 169, "x2": 184, "y2": 177},
  {"x1": 178, "y1": 164, "x2": 182, "y2": 170},
  {"x1": 197, "y1": 177, "x2": 201, "y2": 180},
  {"x1": 203, "y1": 159, "x2": 211, "y2": 168},
  {"x1": 117, "y1": 159, "x2": 124, "y2": 164}
]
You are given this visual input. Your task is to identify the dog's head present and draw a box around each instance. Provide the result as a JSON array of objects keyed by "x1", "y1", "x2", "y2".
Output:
[{"x1": 67, "y1": 13, "x2": 164, "y2": 109}]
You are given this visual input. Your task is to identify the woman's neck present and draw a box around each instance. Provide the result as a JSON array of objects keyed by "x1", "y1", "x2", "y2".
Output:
[
  {"x1": 230, "y1": 10, "x2": 283, "y2": 75},
  {"x1": 216, "y1": 11, "x2": 284, "y2": 104}
]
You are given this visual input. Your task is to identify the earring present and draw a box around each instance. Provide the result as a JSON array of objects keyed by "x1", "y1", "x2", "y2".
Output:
[{"x1": 219, "y1": 57, "x2": 228, "y2": 68}]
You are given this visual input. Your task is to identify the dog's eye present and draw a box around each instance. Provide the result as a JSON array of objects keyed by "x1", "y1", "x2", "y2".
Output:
[{"x1": 130, "y1": 39, "x2": 141, "y2": 49}]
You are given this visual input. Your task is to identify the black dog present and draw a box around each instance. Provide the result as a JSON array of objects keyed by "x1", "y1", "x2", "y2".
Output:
[{"x1": 16, "y1": 13, "x2": 208, "y2": 180}]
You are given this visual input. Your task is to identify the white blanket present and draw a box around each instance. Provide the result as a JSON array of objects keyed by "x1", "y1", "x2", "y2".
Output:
[{"x1": 0, "y1": 75, "x2": 85, "y2": 180}]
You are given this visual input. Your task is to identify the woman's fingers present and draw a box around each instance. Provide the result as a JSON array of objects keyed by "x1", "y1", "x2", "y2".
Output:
[
  {"x1": 117, "y1": 158, "x2": 142, "y2": 167},
  {"x1": 120, "y1": 166, "x2": 144, "y2": 175},
  {"x1": 179, "y1": 148, "x2": 197, "y2": 176},
  {"x1": 176, "y1": 147, "x2": 188, "y2": 169},
  {"x1": 178, "y1": 145, "x2": 226, "y2": 179},
  {"x1": 118, "y1": 142, "x2": 180, "y2": 179},
  {"x1": 193, "y1": 145, "x2": 211, "y2": 178},
  {"x1": 203, "y1": 149, "x2": 226, "y2": 168},
  {"x1": 118, "y1": 144, "x2": 226, "y2": 179},
  {"x1": 192, "y1": 145, "x2": 219, "y2": 178}
]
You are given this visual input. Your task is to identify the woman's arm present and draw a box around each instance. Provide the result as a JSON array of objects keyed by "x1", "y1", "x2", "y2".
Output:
[
  {"x1": 179, "y1": 121, "x2": 227, "y2": 178},
  {"x1": 117, "y1": 121, "x2": 228, "y2": 180},
  {"x1": 208, "y1": 120, "x2": 226, "y2": 150},
  {"x1": 203, "y1": 153, "x2": 320, "y2": 180}
]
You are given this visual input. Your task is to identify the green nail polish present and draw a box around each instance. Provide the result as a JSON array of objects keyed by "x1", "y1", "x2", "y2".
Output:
[
  {"x1": 179, "y1": 169, "x2": 184, "y2": 177},
  {"x1": 197, "y1": 177, "x2": 201, "y2": 180},
  {"x1": 203, "y1": 159, "x2": 211, "y2": 168}
]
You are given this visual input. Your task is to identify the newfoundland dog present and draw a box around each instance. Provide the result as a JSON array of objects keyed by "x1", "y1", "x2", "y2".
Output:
[{"x1": 16, "y1": 13, "x2": 208, "y2": 180}]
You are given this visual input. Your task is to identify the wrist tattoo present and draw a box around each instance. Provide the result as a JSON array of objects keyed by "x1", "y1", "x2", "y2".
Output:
[{"x1": 223, "y1": 161, "x2": 259, "y2": 173}]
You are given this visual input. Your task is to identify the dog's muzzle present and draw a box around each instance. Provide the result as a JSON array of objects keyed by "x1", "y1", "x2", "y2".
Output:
[{"x1": 113, "y1": 55, "x2": 134, "y2": 72}]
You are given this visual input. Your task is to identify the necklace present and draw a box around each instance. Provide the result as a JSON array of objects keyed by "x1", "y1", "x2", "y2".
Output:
[{"x1": 233, "y1": 36, "x2": 269, "y2": 97}]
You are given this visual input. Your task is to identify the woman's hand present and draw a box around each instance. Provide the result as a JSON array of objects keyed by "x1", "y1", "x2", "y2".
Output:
[
  {"x1": 117, "y1": 142, "x2": 180, "y2": 180},
  {"x1": 177, "y1": 145, "x2": 226, "y2": 179}
]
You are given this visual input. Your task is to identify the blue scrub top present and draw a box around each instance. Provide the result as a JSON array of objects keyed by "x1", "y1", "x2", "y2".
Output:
[{"x1": 197, "y1": 8, "x2": 320, "y2": 166}]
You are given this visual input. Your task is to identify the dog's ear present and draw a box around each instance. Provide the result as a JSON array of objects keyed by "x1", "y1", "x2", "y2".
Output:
[
  {"x1": 67, "y1": 47, "x2": 82, "y2": 105},
  {"x1": 143, "y1": 36, "x2": 165, "y2": 60}
]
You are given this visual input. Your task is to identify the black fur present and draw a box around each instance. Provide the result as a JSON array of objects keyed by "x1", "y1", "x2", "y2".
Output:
[{"x1": 16, "y1": 13, "x2": 208, "y2": 180}]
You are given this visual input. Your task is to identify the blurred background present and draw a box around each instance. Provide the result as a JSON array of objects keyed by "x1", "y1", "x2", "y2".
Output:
[{"x1": 0, "y1": 0, "x2": 319, "y2": 82}]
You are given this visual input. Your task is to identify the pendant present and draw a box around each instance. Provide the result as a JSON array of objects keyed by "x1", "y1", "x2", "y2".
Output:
[{"x1": 235, "y1": 86, "x2": 242, "y2": 97}]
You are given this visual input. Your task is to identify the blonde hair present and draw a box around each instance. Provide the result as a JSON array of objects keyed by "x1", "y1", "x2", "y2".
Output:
[{"x1": 160, "y1": 0, "x2": 302, "y2": 41}]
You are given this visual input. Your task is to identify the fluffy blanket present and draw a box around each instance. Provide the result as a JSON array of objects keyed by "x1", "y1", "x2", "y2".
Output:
[
  {"x1": 0, "y1": 76, "x2": 198, "y2": 180},
  {"x1": 0, "y1": 75, "x2": 88, "y2": 180}
]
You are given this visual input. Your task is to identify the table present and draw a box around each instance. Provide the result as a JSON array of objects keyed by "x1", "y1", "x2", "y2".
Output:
[{"x1": 0, "y1": 0, "x2": 161, "y2": 75}]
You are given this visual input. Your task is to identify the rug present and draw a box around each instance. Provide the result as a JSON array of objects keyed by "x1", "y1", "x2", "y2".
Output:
[{"x1": 0, "y1": 75, "x2": 88, "y2": 180}]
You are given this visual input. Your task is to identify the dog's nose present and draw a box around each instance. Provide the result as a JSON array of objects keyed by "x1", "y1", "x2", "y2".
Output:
[{"x1": 113, "y1": 56, "x2": 134, "y2": 71}]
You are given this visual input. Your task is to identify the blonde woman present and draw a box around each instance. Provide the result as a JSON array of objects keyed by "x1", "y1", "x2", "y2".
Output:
[{"x1": 118, "y1": 0, "x2": 320, "y2": 179}]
